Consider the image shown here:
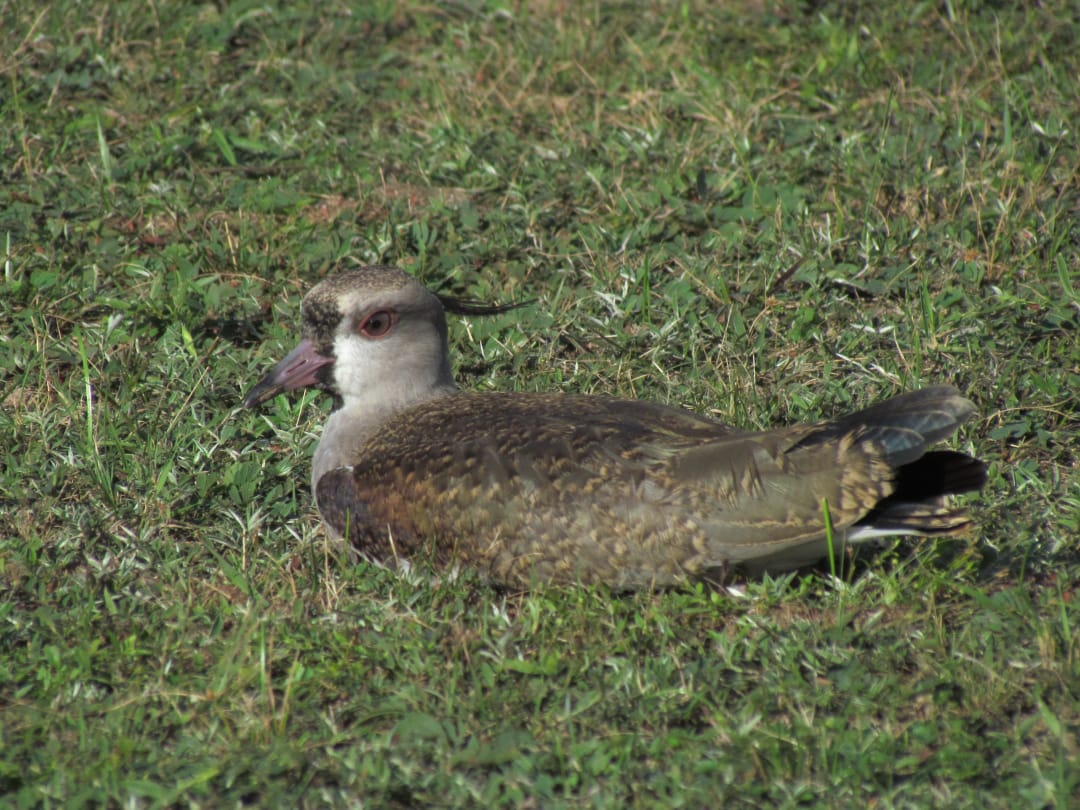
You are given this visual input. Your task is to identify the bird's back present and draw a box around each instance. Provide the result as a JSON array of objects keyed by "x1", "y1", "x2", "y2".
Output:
[{"x1": 315, "y1": 387, "x2": 983, "y2": 588}]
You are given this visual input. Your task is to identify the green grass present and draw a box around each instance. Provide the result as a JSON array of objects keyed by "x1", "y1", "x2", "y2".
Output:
[{"x1": 2, "y1": 1, "x2": 1078, "y2": 806}]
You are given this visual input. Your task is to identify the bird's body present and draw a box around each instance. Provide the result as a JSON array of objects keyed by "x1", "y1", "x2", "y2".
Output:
[{"x1": 244, "y1": 266, "x2": 986, "y2": 589}]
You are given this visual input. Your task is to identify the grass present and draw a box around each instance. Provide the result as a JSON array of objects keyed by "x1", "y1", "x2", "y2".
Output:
[{"x1": 2, "y1": 0, "x2": 1078, "y2": 806}]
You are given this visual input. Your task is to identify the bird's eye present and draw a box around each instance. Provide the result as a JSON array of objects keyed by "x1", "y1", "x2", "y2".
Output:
[{"x1": 358, "y1": 309, "x2": 396, "y2": 338}]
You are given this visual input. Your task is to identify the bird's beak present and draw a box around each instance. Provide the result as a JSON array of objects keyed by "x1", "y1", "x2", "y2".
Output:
[{"x1": 243, "y1": 338, "x2": 334, "y2": 408}]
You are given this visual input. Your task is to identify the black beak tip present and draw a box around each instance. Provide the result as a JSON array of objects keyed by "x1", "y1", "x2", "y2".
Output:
[{"x1": 241, "y1": 379, "x2": 277, "y2": 410}]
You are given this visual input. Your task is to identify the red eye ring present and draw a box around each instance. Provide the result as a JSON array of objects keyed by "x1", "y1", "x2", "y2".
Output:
[{"x1": 358, "y1": 309, "x2": 396, "y2": 338}]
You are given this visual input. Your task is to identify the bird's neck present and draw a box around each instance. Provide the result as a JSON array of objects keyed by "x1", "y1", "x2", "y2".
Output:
[{"x1": 313, "y1": 379, "x2": 457, "y2": 492}]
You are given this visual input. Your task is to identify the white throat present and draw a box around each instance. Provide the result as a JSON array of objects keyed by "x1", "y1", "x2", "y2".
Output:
[{"x1": 311, "y1": 326, "x2": 457, "y2": 502}]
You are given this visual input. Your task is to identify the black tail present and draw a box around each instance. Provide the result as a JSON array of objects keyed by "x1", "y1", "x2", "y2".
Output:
[
  {"x1": 839, "y1": 389, "x2": 988, "y2": 535},
  {"x1": 893, "y1": 449, "x2": 988, "y2": 499}
]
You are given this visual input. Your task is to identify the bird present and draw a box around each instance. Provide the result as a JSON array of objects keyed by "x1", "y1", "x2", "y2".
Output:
[{"x1": 243, "y1": 266, "x2": 987, "y2": 589}]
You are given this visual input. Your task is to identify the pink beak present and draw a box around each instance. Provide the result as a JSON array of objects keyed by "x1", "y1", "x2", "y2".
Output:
[{"x1": 243, "y1": 338, "x2": 334, "y2": 408}]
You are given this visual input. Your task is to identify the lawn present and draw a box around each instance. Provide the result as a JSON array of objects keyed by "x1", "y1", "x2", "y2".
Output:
[{"x1": 2, "y1": 1, "x2": 1078, "y2": 806}]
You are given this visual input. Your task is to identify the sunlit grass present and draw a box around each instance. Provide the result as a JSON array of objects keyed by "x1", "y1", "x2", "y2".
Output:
[{"x1": 1, "y1": 1, "x2": 1077, "y2": 806}]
